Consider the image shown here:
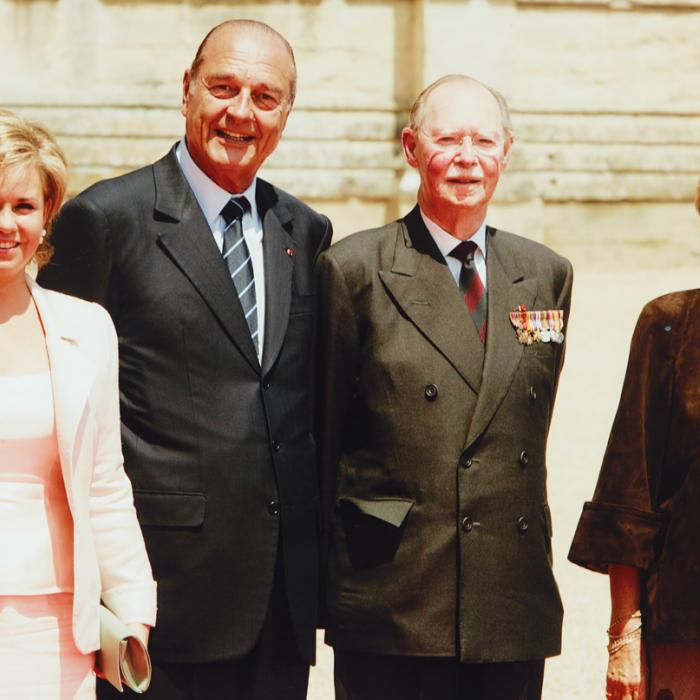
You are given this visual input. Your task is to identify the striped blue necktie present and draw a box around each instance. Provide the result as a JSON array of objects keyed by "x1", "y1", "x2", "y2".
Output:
[{"x1": 221, "y1": 197, "x2": 258, "y2": 355}]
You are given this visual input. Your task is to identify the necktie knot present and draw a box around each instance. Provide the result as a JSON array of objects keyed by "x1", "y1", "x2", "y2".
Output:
[
  {"x1": 221, "y1": 196, "x2": 249, "y2": 227},
  {"x1": 448, "y1": 240, "x2": 487, "y2": 343},
  {"x1": 449, "y1": 240, "x2": 478, "y2": 267}
]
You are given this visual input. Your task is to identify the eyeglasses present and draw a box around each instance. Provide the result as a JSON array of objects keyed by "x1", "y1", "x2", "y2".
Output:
[{"x1": 419, "y1": 130, "x2": 503, "y2": 157}]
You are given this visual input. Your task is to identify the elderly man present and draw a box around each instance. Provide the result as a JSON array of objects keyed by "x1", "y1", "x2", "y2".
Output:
[
  {"x1": 317, "y1": 75, "x2": 572, "y2": 700},
  {"x1": 39, "y1": 19, "x2": 332, "y2": 700}
]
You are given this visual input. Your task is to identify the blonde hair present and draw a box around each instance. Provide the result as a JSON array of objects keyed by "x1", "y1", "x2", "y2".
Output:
[
  {"x1": 695, "y1": 177, "x2": 700, "y2": 216},
  {"x1": 0, "y1": 109, "x2": 68, "y2": 266}
]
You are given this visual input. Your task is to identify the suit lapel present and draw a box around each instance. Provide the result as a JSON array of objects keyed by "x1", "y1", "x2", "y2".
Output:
[
  {"x1": 258, "y1": 181, "x2": 295, "y2": 376},
  {"x1": 378, "y1": 207, "x2": 484, "y2": 394},
  {"x1": 465, "y1": 228, "x2": 537, "y2": 446},
  {"x1": 152, "y1": 148, "x2": 260, "y2": 372},
  {"x1": 29, "y1": 278, "x2": 93, "y2": 501}
]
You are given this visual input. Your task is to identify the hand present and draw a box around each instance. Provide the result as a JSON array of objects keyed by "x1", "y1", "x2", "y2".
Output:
[
  {"x1": 606, "y1": 635, "x2": 647, "y2": 700},
  {"x1": 126, "y1": 622, "x2": 150, "y2": 647}
]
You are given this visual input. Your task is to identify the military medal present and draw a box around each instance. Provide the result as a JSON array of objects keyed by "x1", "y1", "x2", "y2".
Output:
[{"x1": 509, "y1": 305, "x2": 565, "y2": 345}]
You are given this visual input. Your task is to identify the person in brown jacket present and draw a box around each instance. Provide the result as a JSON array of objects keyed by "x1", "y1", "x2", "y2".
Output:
[
  {"x1": 317, "y1": 75, "x2": 573, "y2": 700},
  {"x1": 569, "y1": 178, "x2": 700, "y2": 700}
]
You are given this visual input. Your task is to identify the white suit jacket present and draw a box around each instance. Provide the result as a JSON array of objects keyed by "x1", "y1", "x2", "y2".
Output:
[{"x1": 28, "y1": 275, "x2": 157, "y2": 653}]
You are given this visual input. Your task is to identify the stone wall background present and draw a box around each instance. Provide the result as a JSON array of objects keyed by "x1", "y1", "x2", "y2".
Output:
[
  {"x1": 3, "y1": 1, "x2": 699, "y2": 698},
  {"x1": 3, "y1": 0, "x2": 699, "y2": 264}
]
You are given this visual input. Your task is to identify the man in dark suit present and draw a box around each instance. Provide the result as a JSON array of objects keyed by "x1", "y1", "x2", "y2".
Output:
[
  {"x1": 39, "y1": 19, "x2": 331, "y2": 700},
  {"x1": 317, "y1": 75, "x2": 572, "y2": 700}
]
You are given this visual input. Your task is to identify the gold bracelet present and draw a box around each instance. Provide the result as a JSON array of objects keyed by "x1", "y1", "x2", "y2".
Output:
[
  {"x1": 608, "y1": 622, "x2": 643, "y2": 640},
  {"x1": 607, "y1": 611, "x2": 642, "y2": 636},
  {"x1": 607, "y1": 626, "x2": 642, "y2": 655}
]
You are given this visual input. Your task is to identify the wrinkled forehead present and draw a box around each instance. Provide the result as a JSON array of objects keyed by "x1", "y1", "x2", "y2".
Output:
[
  {"x1": 198, "y1": 27, "x2": 294, "y2": 92},
  {"x1": 421, "y1": 81, "x2": 503, "y2": 136}
]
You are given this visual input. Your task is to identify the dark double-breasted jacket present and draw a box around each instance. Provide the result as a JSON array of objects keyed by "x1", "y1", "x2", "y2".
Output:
[{"x1": 317, "y1": 206, "x2": 573, "y2": 662}]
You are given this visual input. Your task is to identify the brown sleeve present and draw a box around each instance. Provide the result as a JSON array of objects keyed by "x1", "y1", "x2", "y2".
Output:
[{"x1": 568, "y1": 297, "x2": 681, "y2": 573}]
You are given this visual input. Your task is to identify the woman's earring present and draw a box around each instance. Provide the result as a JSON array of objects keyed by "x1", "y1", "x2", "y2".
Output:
[{"x1": 40, "y1": 229, "x2": 46, "y2": 242}]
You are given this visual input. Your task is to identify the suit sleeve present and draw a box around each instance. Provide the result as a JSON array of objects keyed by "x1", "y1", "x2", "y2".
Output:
[
  {"x1": 551, "y1": 257, "x2": 574, "y2": 405},
  {"x1": 315, "y1": 248, "x2": 359, "y2": 614},
  {"x1": 38, "y1": 195, "x2": 114, "y2": 309},
  {"x1": 314, "y1": 215, "x2": 333, "y2": 262},
  {"x1": 568, "y1": 300, "x2": 677, "y2": 574},
  {"x1": 88, "y1": 305, "x2": 157, "y2": 625}
]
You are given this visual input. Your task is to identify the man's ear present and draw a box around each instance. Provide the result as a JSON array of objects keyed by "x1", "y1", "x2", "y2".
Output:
[
  {"x1": 181, "y1": 69, "x2": 192, "y2": 118},
  {"x1": 401, "y1": 128, "x2": 419, "y2": 169},
  {"x1": 501, "y1": 132, "x2": 514, "y2": 170},
  {"x1": 279, "y1": 101, "x2": 293, "y2": 133}
]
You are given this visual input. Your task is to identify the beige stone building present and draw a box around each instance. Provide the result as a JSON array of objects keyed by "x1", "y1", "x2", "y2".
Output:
[{"x1": 3, "y1": 0, "x2": 699, "y2": 263}]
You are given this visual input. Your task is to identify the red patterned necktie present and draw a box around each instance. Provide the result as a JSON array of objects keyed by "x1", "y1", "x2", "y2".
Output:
[{"x1": 449, "y1": 240, "x2": 487, "y2": 343}]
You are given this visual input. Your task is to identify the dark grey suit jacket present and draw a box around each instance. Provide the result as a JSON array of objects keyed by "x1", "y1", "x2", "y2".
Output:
[
  {"x1": 39, "y1": 146, "x2": 332, "y2": 664},
  {"x1": 317, "y1": 206, "x2": 572, "y2": 662}
]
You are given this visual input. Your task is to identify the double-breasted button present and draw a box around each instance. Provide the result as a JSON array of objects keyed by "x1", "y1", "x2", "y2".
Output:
[
  {"x1": 424, "y1": 384, "x2": 438, "y2": 401},
  {"x1": 519, "y1": 450, "x2": 529, "y2": 468},
  {"x1": 268, "y1": 500, "x2": 280, "y2": 516},
  {"x1": 460, "y1": 452, "x2": 473, "y2": 470},
  {"x1": 461, "y1": 515, "x2": 474, "y2": 533},
  {"x1": 272, "y1": 440, "x2": 281, "y2": 452},
  {"x1": 517, "y1": 516, "x2": 529, "y2": 533},
  {"x1": 529, "y1": 386, "x2": 537, "y2": 401}
]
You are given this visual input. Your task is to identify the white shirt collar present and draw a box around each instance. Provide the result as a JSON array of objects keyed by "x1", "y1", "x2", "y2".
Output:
[
  {"x1": 176, "y1": 139, "x2": 258, "y2": 226},
  {"x1": 419, "y1": 209, "x2": 487, "y2": 259}
]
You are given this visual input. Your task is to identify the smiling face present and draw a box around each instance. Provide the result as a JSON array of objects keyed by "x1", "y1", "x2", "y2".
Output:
[
  {"x1": 402, "y1": 80, "x2": 512, "y2": 232},
  {"x1": 181, "y1": 25, "x2": 294, "y2": 193},
  {"x1": 0, "y1": 162, "x2": 46, "y2": 289}
]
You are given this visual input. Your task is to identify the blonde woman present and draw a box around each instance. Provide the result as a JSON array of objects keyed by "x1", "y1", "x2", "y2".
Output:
[{"x1": 0, "y1": 109, "x2": 156, "y2": 698}]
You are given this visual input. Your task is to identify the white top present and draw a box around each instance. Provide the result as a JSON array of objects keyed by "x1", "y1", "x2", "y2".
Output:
[
  {"x1": 176, "y1": 140, "x2": 266, "y2": 361},
  {"x1": 420, "y1": 209, "x2": 488, "y2": 291},
  {"x1": 0, "y1": 373, "x2": 74, "y2": 594}
]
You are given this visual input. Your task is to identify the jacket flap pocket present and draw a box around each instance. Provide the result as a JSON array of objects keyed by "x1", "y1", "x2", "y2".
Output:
[
  {"x1": 133, "y1": 490, "x2": 206, "y2": 528},
  {"x1": 340, "y1": 496, "x2": 414, "y2": 528},
  {"x1": 338, "y1": 497, "x2": 414, "y2": 571}
]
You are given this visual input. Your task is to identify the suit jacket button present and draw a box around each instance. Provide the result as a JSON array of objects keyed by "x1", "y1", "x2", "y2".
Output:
[
  {"x1": 272, "y1": 440, "x2": 281, "y2": 452},
  {"x1": 517, "y1": 516, "x2": 529, "y2": 533},
  {"x1": 529, "y1": 386, "x2": 537, "y2": 401},
  {"x1": 460, "y1": 452, "x2": 472, "y2": 469},
  {"x1": 461, "y1": 515, "x2": 474, "y2": 533},
  {"x1": 519, "y1": 450, "x2": 529, "y2": 468},
  {"x1": 268, "y1": 500, "x2": 280, "y2": 516},
  {"x1": 263, "y1": 379, "x2": 271, "y2": 391},
  {"x1": 424, "y1": 384, "x2": 438, "y2": 401}
]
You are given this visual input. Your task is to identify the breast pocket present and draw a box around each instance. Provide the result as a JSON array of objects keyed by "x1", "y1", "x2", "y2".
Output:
[
  {"x1": 522, "y1": 340, "x2": 560, "y2": 359},
  {"x1": 521, "y1": 340, "x2": 562, "y2": 382}
]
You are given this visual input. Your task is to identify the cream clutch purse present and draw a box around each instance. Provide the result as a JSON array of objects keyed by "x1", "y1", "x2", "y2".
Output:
[{"x1": 96, "y1": 605, "x2": 152, "y2": 693}]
